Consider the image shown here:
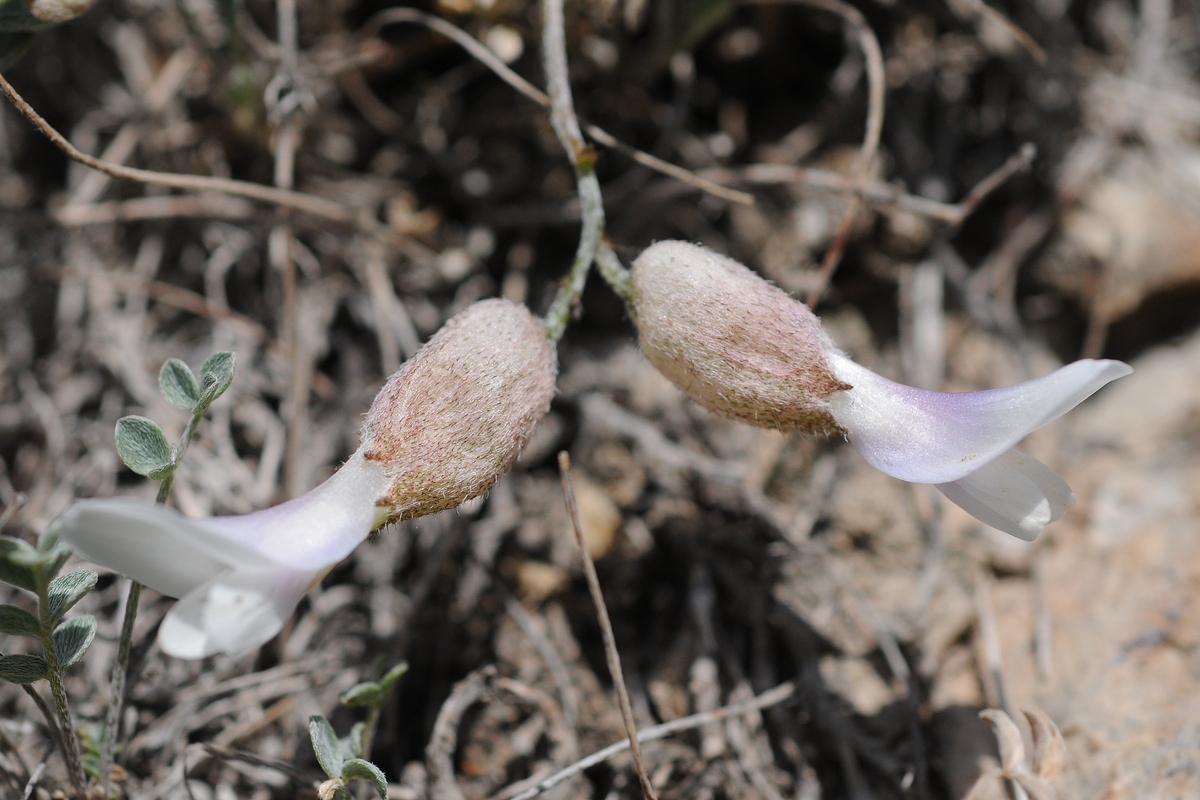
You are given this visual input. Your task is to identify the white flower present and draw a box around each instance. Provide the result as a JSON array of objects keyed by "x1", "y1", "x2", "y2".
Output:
[
  {"x1": 58, "y1": 299, "x2": 558, "y2": 659},
  {"x1": 630, "y1": 240, "x2": 1133, "y2": 542},
  {"x1": 60, "y1": 453, "x2": 391, "y2": 658},
  {"x1": 825, "y1": 354, "x2": 1132, "y2": 540}
]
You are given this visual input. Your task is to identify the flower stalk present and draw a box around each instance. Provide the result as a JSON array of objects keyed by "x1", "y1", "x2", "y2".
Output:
[
  {"x1": 100, "y1": 353, "x2": 235, "y2": 796},
  {"x1": 539, "y1": 0, "x2": 604, "y2": 343},
  {"x1": 35, "y1": 569, "x2": 88, "y2": 798}
]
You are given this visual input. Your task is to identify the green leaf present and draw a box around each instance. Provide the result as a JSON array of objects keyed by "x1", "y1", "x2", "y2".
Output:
[
  {"x1": 0, "y1": 653, "x2": 47, "y2": 684},
  {"x1": 309, "y1": 716, "x2": 345, "y2": 779},
  {"x1": 378, "y1": 661, "x2": 408, "y2": 693},
  {"x1": 159, "y1": 358, "x2": 200, "y2": 410},
  {"x1": 114, "y1": 416, "x2": 175, "y2": 480},
  {"x1": 47, "y1": 570, "x2": 97, "y2": 623},
  {"x1": 53, "y1": 615, "x2": 96, "y2": 669},
  {"x1": 37, "y1": 521, "x2": 60, "y2": 553},
  {"x1": 197, "y1": 351, "x2": 236, "y2": 406},
  {"x1": 341, "y1": 758, "x2": 388, "y2": 798},
  {"x1": 343, "y1": 722, "x2": 367, "y2": 760},
  {"x1": 0, "y1": 604, "x2": 40, "y2": 636},
  {"x1": 0, "y1": 537, "x2": 39, "y2": 592},
  {"x1": 338, "y1": 681, "x2": 383, "y2": 708},
  {"x1": 40, "y1": 544, "x2": 70, "y2": 582}
]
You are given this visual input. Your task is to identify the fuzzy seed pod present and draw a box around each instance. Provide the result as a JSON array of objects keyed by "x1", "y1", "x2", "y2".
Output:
[
  {"x1": 363, "y1": 298, "x2": 558, "y2": 519},
  {"x1": 630, "y1": 241, "x2": 848, "y2": 434}
]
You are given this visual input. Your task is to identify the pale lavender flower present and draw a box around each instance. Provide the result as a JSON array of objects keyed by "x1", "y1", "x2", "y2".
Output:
[
  {"x1": 60, "y1": 454, "x2": 391, "y2": 658},
  {"x1": 824, "y1": 353, "x2": 1131, "y2": 540},
  {"x1": 58, "y1": 299, "x2": 557, "y2": 658},
  {"x1": 631, "y1": 240, "x2": 1132, "y2": 541}
]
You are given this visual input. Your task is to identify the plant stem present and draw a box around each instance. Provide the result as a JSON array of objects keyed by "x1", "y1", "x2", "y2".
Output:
[
  {"x1": 100, "y1": 407, "x2": 203, "y2": 796},
  {"x1": 595, "y1": 245, "x2": 632, "y2": 300},
  {"x1": 98, "y1": 579, "x2": 139, "y2": 797},
  {"x1": 37, "y1": 583, "x2": 87, "y2": 797},
  {"x1": 539, "y1": 0, "x2": 605, "y2": 344}
]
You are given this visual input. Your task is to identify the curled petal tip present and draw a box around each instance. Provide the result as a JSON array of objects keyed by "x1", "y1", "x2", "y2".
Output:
[
  {"x1": 158, "y1": 569, "x2": 315, "y2": 659},
  {"x1": 937, "y1": 450, "x2": 1075, "y2": 541}
]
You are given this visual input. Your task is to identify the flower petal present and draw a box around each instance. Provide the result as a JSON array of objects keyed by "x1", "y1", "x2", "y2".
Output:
[
  {"x1": 826, "y1": 354, "x2": 1132, "y2": 484},
  {"x1": 936, "y1": 450, "x2": 1075, "y2": 541},
  {"x1": 157, "y1": 568, "x2": 317, "y2": 658},
  {"x1": 57, "y1": 499, "x2": 273, "y2": 598},
  {"x1": 192, "y1": 451, "x2": 392, "y2": 570}
]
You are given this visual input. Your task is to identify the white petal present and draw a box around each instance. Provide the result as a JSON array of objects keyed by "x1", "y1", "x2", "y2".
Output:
[
  {"x1": 192, "y1": 451, "x2": 392, "y2": 570},
  {"x1": 157, "y1": 568, "x2": 317, "y2": 658},
  {"x1": 827, "y1": 354, "x2": 1132, "y2": 484},
  {"x1": 57, "y1": 500, "x2": 273, "y2": 598},
  {"x1": 936, "y1": 450, "x2": 1075, "y2": 541}
]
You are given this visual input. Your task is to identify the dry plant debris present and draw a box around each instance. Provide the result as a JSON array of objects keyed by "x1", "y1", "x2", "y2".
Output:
[{"x1": 0, "y1": 0, "x2": 1198, "y2": 798}]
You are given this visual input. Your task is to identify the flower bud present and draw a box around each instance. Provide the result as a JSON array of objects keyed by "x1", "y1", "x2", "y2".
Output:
[
  {"x1": 629, "y1": 241, "x2": 848, "y2": 434},
  {"x1": 363, "y1": 298, "x2": 558, "y2": 519}
]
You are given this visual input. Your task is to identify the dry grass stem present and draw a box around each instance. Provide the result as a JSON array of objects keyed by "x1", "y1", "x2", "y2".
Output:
[
  {"x1": 557, "y1": 451, "x2": 657, "y2": 800},
  {"x1": 505, "y1": 682, "x2": 797, "y2": 800},
  {"x1": 360, "y1": 8, "x2": 753, "y2": 206},
  {"x1": 0, "y1": 74, "x2": 358, "y2": 225}
]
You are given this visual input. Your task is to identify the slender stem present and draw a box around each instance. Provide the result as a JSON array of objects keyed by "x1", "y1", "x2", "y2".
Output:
[
  {"x1": 360, "y1": 706, "x2": 381, "y2": 762},
  {"x1": 0, "y1": 73, "x2": 355, "y2": 226},
  {"x1": 505, "y1": 682, "x2": 796, "y2": 800},
  {"x1": 595, "y1": 245, "x2": 632, "y2": 301},
  {"x1": 360, "y1": 8, "x2": 753, "y2": 206},
  {"x1": 36, "y1": 581, "x2": 87, "y2": 797},
  {"x1": 558, "y1": 452, "x2": 657, "y2": 800},
  {"x1": 98, "y1": 580, "x2": 140, "y2": 797},
  {"x1": 19, "y1": 685, "x2": 63, "y2": 761},
  {"x1": 101, "y1": 406, "x2": 204, "y2": 795},
  {"x1": 539, "y1": 0, "x2": 605, "y2": 344}
]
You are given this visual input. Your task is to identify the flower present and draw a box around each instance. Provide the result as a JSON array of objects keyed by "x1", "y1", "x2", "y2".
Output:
[
  {"x1": 58, "y1": 299, "x2": 557, "y2": 658},
  {"x1": 630, "y1": 241, "x2": 1132, "y2": 541}
]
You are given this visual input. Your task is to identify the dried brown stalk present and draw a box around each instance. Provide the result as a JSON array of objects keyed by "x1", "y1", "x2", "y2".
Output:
[
  {"x1": 359, "y1": 7, "x2": 754, "y2": 206},
  {"x1": 558, "y1": 451, "x2": 657, "y2": 800},
  {"x1": 0, "y1": 74, "x2": 358, "y2": 226}
]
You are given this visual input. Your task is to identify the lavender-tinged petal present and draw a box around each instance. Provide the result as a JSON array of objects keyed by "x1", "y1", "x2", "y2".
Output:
[
  {"x1": 936, "y1": 450, "x2": 1075, "y2": 541},
  {"x1": 57, "y1": 499, "x2": 274, "y2": 598},
  {"x1": 57, "y1": 452, "x2": 390, "y2": 601},
  {"x1": 826, "y1": 354, "x2": 1131, "y2": 484},
  {"x1": 157, "y1": 568, "x2": 317, "y2": 658},
  {"x1": 194, "y1": 451, "x2": 391, "y2": 570}
]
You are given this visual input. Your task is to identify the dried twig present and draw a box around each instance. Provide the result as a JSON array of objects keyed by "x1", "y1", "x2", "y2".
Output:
[
  {"x1": 742, "y1": 0, "x2": 885, "y2": 306},
  {"x1": 504, "y1": 598, "x2": 581, "y2": 731},
  {"x1": 504, "y1": 682, "x2": 797, "y2": 800},
  {"x1": 558, "y1": 451, "x2": 657, "y2": 800},
  {"x1": 20, "y1": 743, "x2": 54, "y2": 800},
  {"x1": 359, "y1": 7, "x2": 753, "y2": 206},
  {"x1": 54, "y1": 195, "x2": 256, "y2": 226},
  {"x1": 428, "y1": 667, "x2": 495, "y2": 800},
  {"x1": 0, "y1": 74, "x2": 358, "y2": 225}
]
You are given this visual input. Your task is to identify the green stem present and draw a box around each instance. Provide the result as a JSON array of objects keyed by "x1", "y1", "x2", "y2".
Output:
[
  {"x1": 539, "y1": 0, "x2": 605, "y2": 344},
  {"x1": 37, "y1": 580, "x2": 88, "y2": 797},
  {"x1": 361, "y1": 705, "x2": 381, "y2": 763},
  {"x1": 100, "y1": 407, "x2": 203, "y2": 796},
  {"x1": 595, "y1": 244, "x2": 632, "y2": 301},
  {"x1": 542, "y1": 169, "x2": 603, "y2": 343},
  {"x1": 98, "y1": 579, "x2": 140, "y2": 797}
]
